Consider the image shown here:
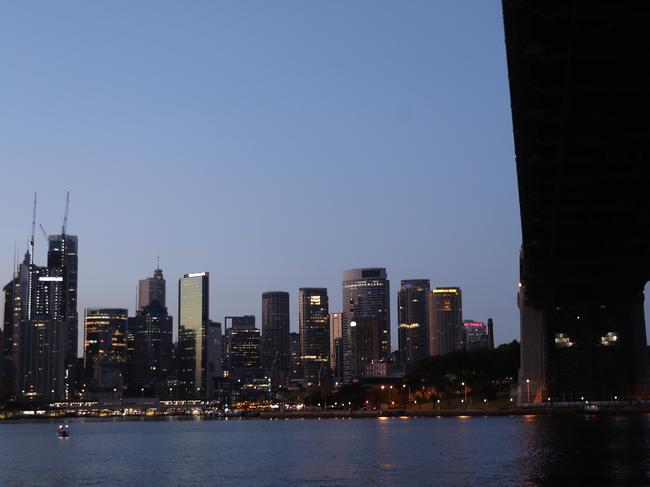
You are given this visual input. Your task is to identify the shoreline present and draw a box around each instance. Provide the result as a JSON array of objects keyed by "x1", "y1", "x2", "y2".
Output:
[{"x1": 3, "y1": 406, "x2": 650, "y2": 422}]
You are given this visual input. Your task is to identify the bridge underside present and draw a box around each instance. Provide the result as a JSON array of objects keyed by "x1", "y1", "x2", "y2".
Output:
[{"x1": 503, "y1": 1, "x2": 650, "y2": 401}]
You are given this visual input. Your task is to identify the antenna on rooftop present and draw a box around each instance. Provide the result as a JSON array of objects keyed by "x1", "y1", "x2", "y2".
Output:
[{"x1": 62, "y1": 191, "x2": 70, "y2": 236}]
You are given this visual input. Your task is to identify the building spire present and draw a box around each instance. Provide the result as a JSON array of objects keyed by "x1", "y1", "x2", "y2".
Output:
[{"x1": 30, "y1": 192, "x2": 36, "y2": 265}]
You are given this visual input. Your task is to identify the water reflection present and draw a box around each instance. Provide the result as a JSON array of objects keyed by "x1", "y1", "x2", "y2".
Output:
[
  {"x1": 520, "y1": 415, "x2": 650, "y2": 486},
  {"x1": 1, "y1": 415, "x2": 649, "y2": 486}
]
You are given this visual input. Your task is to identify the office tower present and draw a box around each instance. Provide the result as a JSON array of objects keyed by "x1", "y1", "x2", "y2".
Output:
[
  {"x1": 329, "y1": 312, "x2": 343, "y2": 381},
  {"x1": 225, "y1": 316, "x2": 260, "y2": 371},
  {"x1": 178, "y1": 272, "x2": 209, "y2": 399},
  {"x1": 299, "y1": 288, "x2": 329, "y2": 382},
  {"x1": 261, "y1": 292, "x2": 290, "y2": 371},
  {"x1": 2, "y1": 276, "x2": 20, "y2": 363},
  {"x1": 487, "y1": 318, "x2": 495, "y2": 350},
  {"x1": 349, "y1": 317, "x2": 382, "y2": 377},
  {"x1": 84, "y1": 308, "x2": 128, "y2": 393},
  {"x1": 463, "y1": 320, "x2": 488, "y2": 351},
  {"x1": 206, "y1": 321, "x2": 222, "y2": 400},
  {"x1": 9, "y1": 196, "x2": 76, "y2": 402},
  {"x1": 131, "y1": 301, "x2": 173, "y2": 393},
  {"x1": 14, "y1": 243, "x2": 67, "y2": 402},
  {"x1": 289, "y1": 331, "x2": 301, "y2": 377},
  {"x1": 398, "y1": 279, "x2": 431, "y2": 367},
  {"x1": 430, "y1": 287, "x2": 463, "y2": 355},
  {"x1": 47, "y1": 233, "x2": 78, "y2": 365},
  {"x1": 342, "y1": 268, "x2": 390, "y2": 381},
  {"x1": 138, "y1": 266, "x2": 166, "y2": 310}
]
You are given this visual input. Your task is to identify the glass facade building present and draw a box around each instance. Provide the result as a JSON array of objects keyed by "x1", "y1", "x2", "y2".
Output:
[
  {"x1": 261, "y1": 292, "x2": 290, "y2": 372},
  {"x1": 299, "y1": 288, "x2": 329, "y2": 382},
  {"x1": 342, "y1": 268, "x2": 390, "y2": 381},
  {"x1": 84, "y1": 308, "x2": 128, "y2": 393},
  {"x1": 178, "y1": 272, "x2": 209, "y2": 399},
  {"x1": 398, "y1": 279, "x2": 431, "y2": 367}
]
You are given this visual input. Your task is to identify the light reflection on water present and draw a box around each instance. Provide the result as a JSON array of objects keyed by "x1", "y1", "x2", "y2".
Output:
[{"x1": 0, "y1": 414, "x2": 648, "y2": 486}]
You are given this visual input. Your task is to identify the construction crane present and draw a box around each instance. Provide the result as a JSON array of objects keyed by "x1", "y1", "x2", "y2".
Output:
[{"x1": 39, "y1": 224, "x2": 49, "y2": 242}]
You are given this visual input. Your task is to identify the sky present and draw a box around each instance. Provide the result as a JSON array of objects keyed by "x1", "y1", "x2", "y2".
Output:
[{"x1": 1, "y1": 1, "x2": 531, "y2": 351}]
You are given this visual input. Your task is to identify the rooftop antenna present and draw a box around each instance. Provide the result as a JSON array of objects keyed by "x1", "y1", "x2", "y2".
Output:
[
  {"x1": 62, "y1": 191, "x2": 70, "y2": 236},
  {"x1": 27, "y1": 193, "x2": 36, "y2": 320},
  {"x1": 157, "y1": 255, "x2": 160, "y2": 270},
  {"x1": 30, "y1": 193, "x2": 36, "y2": 266}
]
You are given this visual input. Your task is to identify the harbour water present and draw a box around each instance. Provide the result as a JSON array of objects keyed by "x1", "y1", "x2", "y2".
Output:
[{"x1": 1, "y1": 414, "x2": 649, "y2": 486}]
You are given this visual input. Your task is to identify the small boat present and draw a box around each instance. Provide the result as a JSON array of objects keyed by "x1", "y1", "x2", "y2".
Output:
[
  {"x1": 584, "y1": 403, "x2": 599, "y2": 413},
  {"x1": 58, "y1": 425, "x2": 70, "y2": 437}
]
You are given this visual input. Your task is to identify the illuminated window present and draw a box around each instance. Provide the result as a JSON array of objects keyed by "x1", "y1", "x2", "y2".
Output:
[{"x1": 554, "y1": 333, "x2": 573, "y2": 348}]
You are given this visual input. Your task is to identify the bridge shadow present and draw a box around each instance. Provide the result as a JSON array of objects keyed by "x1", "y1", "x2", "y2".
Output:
[{"x1": 520, "y1": 415, "x2": 650, "y2": 486}]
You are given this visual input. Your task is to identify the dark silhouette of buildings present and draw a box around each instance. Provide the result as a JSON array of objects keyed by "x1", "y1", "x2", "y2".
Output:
[
  {"x1": 487, "y1": 318, "x2": 494, "y2": 350},
  {"x1": 398, "y1": 279, "x2": 431, "y2": 367},
  {"x1": 299, "y1": 288, "x2": 329, "y2": 382}
]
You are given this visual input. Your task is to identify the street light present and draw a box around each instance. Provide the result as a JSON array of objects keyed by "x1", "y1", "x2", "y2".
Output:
[
  {"x1": 462, "y1": 382, "x2": 468, "y2": 409},
  {"x1": 526, "y1": 379, "x2": 530, "y2": 403}
]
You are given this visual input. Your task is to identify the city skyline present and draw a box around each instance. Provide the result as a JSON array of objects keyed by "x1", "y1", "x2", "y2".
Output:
[
  {"x1": 4, "y1": 3, "x2": 647, "y2": 350},
  {"x1": 0, "y1": 2, "x2": 522, "y2": 349}
]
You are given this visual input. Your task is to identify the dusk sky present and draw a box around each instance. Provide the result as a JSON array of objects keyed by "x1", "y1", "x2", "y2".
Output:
[{"x1": 0, "y1": 1, "x2": 577, "y2": 350}]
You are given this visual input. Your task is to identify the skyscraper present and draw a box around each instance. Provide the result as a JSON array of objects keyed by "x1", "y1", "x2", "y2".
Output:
[
  {"x1": 130, "y1": 301, "x2": 173, "y2": 394},
  {"x1": 398, "y1": 279, "x2": 431, "y2": 367},
  {"x1": 463, "y1": 320, "x2": 488, "y2": 351},
  {"x1": 289, "y1": 331, "x2": 301, "y2": 378},
  {"x1": 15, "y1": 249, "x2": 67, "y2": 402},
  {"x1": 47, "y1": 234, "x2": 78, "y2": 365},
  {"x1": 261, "y1": 291, "x2": 290, "y2": 372},
  {"x1": 225, "y1": 316, "x2": 260, "y2": 371},
  {"x1": 178, "y1": 272, "x2": 209, "y2": 399},
  {"x1": 348, "y1": 317, "x2": 382, "y2": 377},
  {"x1": 84, "y1": 308, "x2": 128, "y2": 393},
  {"x1": 430, "y1": 287, "x2": 463, "y2": 355},
  {"x1": 342, "y1": 268, "x2": 390, "y2": 381},
  {"x1": 299, "y1": 288, "x2": 329, "y2": 382},
  {"x1": 138, "y1": 266, "x2": 166, "y2": 310},
  {"x1": 2, "y1": 276, "x2": 20, "y2": 364},
  {"x1": 329, "y1": 312, "x2": 342, "y2": 380},
  {"x1": 206, "y1": 320, "x2": 222, "y2": 400},
  {"x1": 7, "y1": 196, "x2": 77, "y2": 402}
]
